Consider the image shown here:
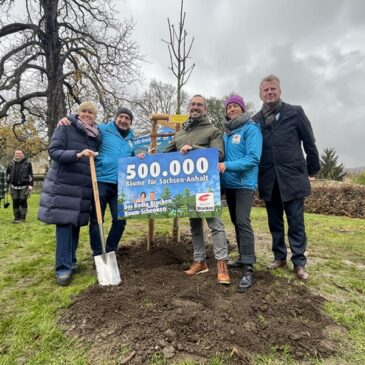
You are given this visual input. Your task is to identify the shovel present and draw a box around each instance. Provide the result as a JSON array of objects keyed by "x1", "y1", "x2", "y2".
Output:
[{"x1": 89, "y1": 155, "x2": 121, "y2": 286}]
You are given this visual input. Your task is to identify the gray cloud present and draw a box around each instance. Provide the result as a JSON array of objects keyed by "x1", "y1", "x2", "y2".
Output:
[{"x1": 121, "y1": 0, "x2": 365, "y2": 167}]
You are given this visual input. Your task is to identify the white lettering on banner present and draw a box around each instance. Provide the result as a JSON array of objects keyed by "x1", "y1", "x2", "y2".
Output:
[
  {"x1": 125, "y1": 157, "x2": 209, "y2": 180},
  {"x1": 186, "y1": 175, "x2": 208, "y2": 182},
  {"x1": 159, "y1": 177, "x2": 185, "y2": 184},
  {"x1": 125, "y1": 206, "x2": 168, "y2": 217},
  {"x1": 126, "y1": 180, "x2": 145, "y2": 187}
]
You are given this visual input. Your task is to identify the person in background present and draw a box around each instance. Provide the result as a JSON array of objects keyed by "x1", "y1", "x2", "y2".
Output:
[
  {"x1": 38, "y1": 102, "x2": 100, "y2": 286},
  {"x1": 6, "y1": 149, "x2": 33, "y2": 223},
  {"x1": 252, "y1": 75, "x2": 320, "y2": 280},
  {"x1": 0, "y1": 163, "x2": 6, "y2": 206},
  {"x1": 218, "y1": 95, "x2": 262, "y2": 291},
  {"x1": 164, "y1": 94, "x2": 231, "y2": 285}
]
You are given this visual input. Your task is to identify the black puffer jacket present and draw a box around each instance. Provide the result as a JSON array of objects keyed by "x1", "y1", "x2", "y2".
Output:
[
  {"x1": 253, "y1": 102, "x2": 320, "y2": 202},
  {"x1": 6, "y1": 158, "x2": 33, "y2": 187},
  {"x1": 38, "y1": 116, "x2": 100, "y2": 226}
]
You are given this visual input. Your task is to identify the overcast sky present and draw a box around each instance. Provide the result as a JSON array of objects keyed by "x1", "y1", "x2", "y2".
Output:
[{"x1": 117, "y1": 0, "x2": 365, "y2": 168}]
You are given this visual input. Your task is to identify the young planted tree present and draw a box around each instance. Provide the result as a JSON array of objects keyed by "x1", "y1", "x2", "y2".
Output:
[
  {"x1": 162, "y1": 0, "x2": 195, "y2": 241},
  {"x1": 162, "y1": 0, "x2": 194, "y2": 116},
  {"x1": 0, "y1": 0, "x2": 141, "y2": 140},
  {"x1": 318, "y1": 147, "x2": 346, "y2": 181}
]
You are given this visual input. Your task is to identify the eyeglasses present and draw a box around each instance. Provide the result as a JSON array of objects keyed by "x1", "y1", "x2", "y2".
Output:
[{"x1": 190, "y1": 102, "x2": 205, "y2": 107}]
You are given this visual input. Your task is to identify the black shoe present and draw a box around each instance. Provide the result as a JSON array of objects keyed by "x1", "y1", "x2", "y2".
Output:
[
  {"x1": 56, "y1": 273, "x2": 72, "y2": 286},
  {"x1": 228, "y1": 260, "x2": 244, "y2": 268},
  {"x1": 12, "y1": 219, "x2": 21, "y2": 224},
  {"x1": 237, "y1": 268, "x2": 255, "y2": 292}
]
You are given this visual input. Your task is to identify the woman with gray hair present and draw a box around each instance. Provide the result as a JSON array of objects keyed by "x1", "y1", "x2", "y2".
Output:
[{"x1": 38, "y1": 102, "x2": 100, "y2": 286}]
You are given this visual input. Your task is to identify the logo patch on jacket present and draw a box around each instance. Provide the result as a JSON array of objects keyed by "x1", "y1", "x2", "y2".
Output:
[
  {"x1": 232, "y1": 134, "x2": 241, "y2": 144},
  {"x1": 128, "y1": 140, "x2": 134, "y2": 149}
]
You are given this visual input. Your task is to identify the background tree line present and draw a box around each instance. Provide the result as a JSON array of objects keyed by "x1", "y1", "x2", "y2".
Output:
[{"x1": 1, "y1": 0, "x2": 361, "y2": 185}]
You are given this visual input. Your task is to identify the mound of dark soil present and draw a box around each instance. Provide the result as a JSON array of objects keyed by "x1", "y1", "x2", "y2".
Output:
[{"x1": 59, "y1": 234, "x2": 338, "y2": 364}]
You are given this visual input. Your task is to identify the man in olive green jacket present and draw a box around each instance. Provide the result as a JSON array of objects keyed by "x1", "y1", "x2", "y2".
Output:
[{"x1": 164, "y1": 94, "x2": 230, "y2": 285}]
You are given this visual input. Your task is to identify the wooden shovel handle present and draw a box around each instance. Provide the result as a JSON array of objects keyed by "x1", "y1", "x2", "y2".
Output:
[{"x1": 89, "y1": 155, "x2": 103, "y2": 225}]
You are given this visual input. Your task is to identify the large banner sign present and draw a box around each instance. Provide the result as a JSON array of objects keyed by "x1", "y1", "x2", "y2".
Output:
[{"x1": 118, "y1": 148, "x2": 222, "y2": 219}]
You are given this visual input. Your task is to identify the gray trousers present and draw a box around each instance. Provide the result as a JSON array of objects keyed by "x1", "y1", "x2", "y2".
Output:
[
  {"x1": 189, "y1": 217, "x2": 228, "y2": 261},
  {"x1": 10, "y1": 186, "x2": 29, "y2": 219}
]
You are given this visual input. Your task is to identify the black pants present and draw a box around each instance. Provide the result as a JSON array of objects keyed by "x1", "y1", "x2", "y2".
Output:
[
  {"x1": 225, "y1": 188, "x2": 255, "y2": 265},
  {"x1": 265, "y1": 181, "x2": 307, "y2": 267},
  {"x1": 89, "y1": 182, "x2": 126, "y2": 256}
]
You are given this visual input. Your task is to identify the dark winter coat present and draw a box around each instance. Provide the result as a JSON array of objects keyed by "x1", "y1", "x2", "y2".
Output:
[
  {"x1": 6, "y1": 158, "x2": 33, "y2": 187},
  {"x1": 253, "y1": 102, "x2": 320, "y2": 202},
  {"x1": 38, "y1": 116, "x2": 100, "y2": 226}
]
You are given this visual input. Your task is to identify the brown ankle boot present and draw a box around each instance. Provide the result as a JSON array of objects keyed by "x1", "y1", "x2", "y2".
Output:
[
  {"x1": 185, "y1": 261, "x2": 209, "y2": 276},
  {"x1": 217, "y1": 260, "x2": 230, "y2": 285}
]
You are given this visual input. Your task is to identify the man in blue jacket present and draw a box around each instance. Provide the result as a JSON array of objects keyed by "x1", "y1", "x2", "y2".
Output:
[
  {"x1": 253, "y1": 75, "x2": 320, "y2": 280},
  {"x1": 58, "y1": 106, "x2": 135, "y2": 258},
  {"x1": 89, "y1": 107, "x2": 135, "y2": 256}
]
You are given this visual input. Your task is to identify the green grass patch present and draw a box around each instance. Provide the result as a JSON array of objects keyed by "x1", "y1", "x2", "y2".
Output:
[{"x1": 0, "y1": 195, "x2": 364, "y2": 364}]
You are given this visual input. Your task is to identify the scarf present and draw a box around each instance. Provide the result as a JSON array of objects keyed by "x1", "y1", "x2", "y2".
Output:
[
  {"x1": 77, "y1": 117, "x2": 99, "y2": 138},
  {"x1": 262, "y1": 99, "x2": 283, "y2": 127},
  {"x1": 183, "y1": 116, "x2": 206, "y2": 130},
  {"x1": 223, "y1": 113, "x2": 251, "y2": 131}
]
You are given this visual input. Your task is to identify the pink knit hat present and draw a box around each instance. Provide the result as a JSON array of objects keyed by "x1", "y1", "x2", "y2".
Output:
[{"x1": 224, "y1": 95, "x2": 245, "y2": 112}]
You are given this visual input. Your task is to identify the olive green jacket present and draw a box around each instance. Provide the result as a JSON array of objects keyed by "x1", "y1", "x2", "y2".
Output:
[{"x1": 164, "y1": 116, "x2": 224, "y2": 161}]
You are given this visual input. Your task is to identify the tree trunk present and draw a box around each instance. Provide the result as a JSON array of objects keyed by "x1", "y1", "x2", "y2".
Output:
[{"x1": 41, "y1": 0, "x2": 66, "y2": 140}]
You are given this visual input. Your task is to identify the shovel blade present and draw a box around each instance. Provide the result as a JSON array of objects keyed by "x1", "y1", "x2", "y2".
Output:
[{"x1": 94, "y1": 251, "x2": 121, "y2": 286}]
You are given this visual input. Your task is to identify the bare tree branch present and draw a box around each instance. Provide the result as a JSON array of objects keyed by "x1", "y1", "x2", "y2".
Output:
[
  {"x1": 0, "y1": 0, "x2": 142, "y2": 141},
  {"x1": 161, "y1": 0, "x2": 195, "y2": 114}
]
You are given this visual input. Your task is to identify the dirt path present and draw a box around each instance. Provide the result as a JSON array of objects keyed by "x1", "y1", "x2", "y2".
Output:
[{"x1": 59, "y1": 231, "x2": 338, "y2": 364}]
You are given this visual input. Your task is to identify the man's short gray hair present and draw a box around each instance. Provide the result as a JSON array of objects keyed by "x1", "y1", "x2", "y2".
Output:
[{"x1": 260, "y1": 74, "x2": 281, "y2": 88}]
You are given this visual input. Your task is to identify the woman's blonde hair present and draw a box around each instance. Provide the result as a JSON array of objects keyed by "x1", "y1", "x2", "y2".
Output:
[{"x1": 77, "y1": 101, "x2": 97, "y2": 115}]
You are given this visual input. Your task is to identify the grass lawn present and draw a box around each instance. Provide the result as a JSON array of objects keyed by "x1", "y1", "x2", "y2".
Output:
[{"x1": 0, "y1": 194, "x2": 364, "y2": 365}]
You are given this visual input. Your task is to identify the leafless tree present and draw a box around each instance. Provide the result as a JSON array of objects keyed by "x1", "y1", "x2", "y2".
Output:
[
  {"x1": 161, "y1": 0, "x2": 195, "y2": 242},
  {"x1": 162, "y1": 0, "x2": 194, "y2": 115},
  {"x1": 0, "y1": 0, "x2": 142, "y2": 140},
  {"x1": 131, "y1": 79, "x2": 189, "y2": 135}
]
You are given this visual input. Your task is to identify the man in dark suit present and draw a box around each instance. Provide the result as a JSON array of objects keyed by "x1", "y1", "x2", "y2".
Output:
[{"x1": 253, "y1": 75, "x2": 320, "y2": 280}]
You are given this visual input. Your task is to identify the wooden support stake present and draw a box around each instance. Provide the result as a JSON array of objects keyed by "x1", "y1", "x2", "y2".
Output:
[{"x1": 147, "y1": 119, "x2": 158, "y2": 250}]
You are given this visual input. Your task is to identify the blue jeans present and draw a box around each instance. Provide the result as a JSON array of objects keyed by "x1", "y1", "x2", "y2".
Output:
[
  {"x1": 89, "y1": 182, "x2": 126, "y2": 256},
  {"x1": 225, "y1": 188, "x2": 256, "y2": 264},
  {"x1": 265, "y1": 180, "x2": 307, "y2": 267},
  {"x1": 55, "y1": 224, "x2": 80, "y2": 276}
]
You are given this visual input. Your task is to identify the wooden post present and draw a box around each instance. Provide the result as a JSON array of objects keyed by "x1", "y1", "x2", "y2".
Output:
[
  {"x1": 147, "y1": 118, "x2": 159, "y2": 250},
  {"x1": 173, "y1": 121, "x2": 181, "y2": 243},
  {"x1": 148, "y1": 113, "x2": 184, "y2": 245}
]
